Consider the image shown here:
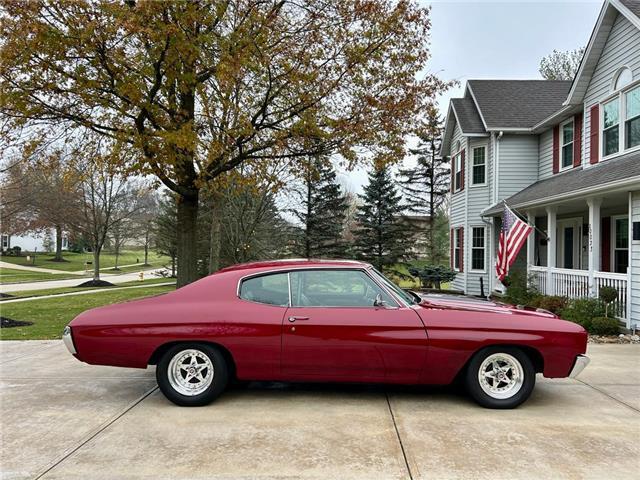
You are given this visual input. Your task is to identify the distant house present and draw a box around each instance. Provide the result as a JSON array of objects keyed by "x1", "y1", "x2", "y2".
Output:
[
  {"x1": 1, "y1": 229, "x2": 68, "y2": 253},
  {"x1": 398, "y1": 215, "x2": 432, "y2": 259},
  {"x1": 441, "y1": 0, "x2": 640, "y2": 328}
]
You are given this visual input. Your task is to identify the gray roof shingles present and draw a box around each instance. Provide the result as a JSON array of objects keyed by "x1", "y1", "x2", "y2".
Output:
[
  {"x1": 468, "y1": 80, "x2": 572, "y2": 129},
  {"x1": 620, "y1": 0, "x2": 640, "y2": 18},
  {"x1": 451, "y1": 97, "x2": 486, "y2": 134},
  {"x1": 484, "y1": 150, "x2": 640, "y2": 215}
]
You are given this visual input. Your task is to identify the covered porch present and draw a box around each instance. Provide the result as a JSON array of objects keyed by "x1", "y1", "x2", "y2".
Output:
[{"x1": 523, "y1": 190, "x2": 631, "y2": 324}]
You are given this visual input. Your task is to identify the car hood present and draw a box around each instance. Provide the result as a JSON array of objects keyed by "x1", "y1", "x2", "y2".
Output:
[{"x1": 415, "y1": 294, "x2": 557, "y2": 319}]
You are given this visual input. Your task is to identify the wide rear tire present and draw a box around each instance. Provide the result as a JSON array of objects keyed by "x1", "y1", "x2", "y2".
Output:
[
  {"x1": 156, "y1": 343, "x2": 229, "y2": 406},
  {"x1": 465, "y1": 346, "x2": 535, "y2": 409}
]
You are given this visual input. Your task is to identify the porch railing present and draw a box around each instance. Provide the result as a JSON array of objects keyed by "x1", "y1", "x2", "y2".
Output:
[{"x1": 528, "y1": 266, "x2": 628, "y2": 320}]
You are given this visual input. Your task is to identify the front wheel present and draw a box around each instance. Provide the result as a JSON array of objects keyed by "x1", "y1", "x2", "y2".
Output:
[
  {"x1": 156, "y1": 343, "x2": 229, "y2": 406},
  {"x1": 465, "y1": 347, "x2": 535, "y2": 409}
]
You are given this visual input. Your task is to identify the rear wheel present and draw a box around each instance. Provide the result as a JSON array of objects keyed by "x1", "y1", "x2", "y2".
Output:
[
  {"x1": 465, "y1": 347, "x2": 535, "y2": 409},
  {"x1": 156, "y1": 343, "x2": 228, "y2": 406}
]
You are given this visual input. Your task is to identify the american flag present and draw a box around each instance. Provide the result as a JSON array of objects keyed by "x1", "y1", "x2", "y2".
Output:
[{"x1": 496, "y1": 205, "x2": 533, "y2": 281}]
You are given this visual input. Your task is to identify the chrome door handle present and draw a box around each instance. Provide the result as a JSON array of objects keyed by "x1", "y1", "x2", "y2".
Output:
[{"x1": 288, "y1": 316, "x2": 309, "y2": 323}]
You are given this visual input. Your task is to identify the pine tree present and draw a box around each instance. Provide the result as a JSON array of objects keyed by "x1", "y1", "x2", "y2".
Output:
[
  {"x1": 153, "y1": 192, "x2": 178, "y2": 277},
  {"x1": 398, "y1": 116, "x2": 450, "y2": 263},
  {"x1": 354, "y1": 165, "x2": 412, "y2": 271},
  {"x1": 293, "y1": 157, "x2": 349, "y2": 258}
]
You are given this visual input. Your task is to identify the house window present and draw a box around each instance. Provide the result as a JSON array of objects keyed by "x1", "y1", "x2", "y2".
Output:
[
  {"x1": 614, "y1": 67, "x2": 632, "y2": 90},
  {"x1": 453, "y1": 228, "x2": 462, "y2": 271},
  {"x1": 602, "y1": 98, "x2": 619, "y2": 157},
  {"x1": 613, "y1": 217, "x2": 629, "y2": 274},
  {"x1": 471, "y1": 227, "x2": 485, "y2": 271},
  {"x1": 561, "y1": 119, "x2": 574, "y2": 168},
  {"x1": 625, "y1": 86, "x2": 640, "y2": 149},
  {"x1": 1, "y1": 235, "x2": 8, "y2": 249},
  {"x1": 454, "y1": 152, "x2": 463, "y2": 191},
  {"x1": 472, "y1": 146, "x2": 486, "y2": 185}
]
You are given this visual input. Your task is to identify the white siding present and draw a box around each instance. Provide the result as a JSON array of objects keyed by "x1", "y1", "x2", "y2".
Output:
[
  {"x1": 631, "y1": 190, "x2": 640, "y2": 326},
  {"x1": 497, "y1": 134, "x2": 539, "y2": 200},
  {"x1": 583, "y1": 13, "x2": 640, "y2": 164},
  {"x1": 538, "y1": 128, "x2": 554, "y2": 180}
]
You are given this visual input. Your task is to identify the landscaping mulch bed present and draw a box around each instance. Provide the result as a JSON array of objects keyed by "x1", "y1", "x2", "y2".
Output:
[
  {"x1": 0, "y1": 293, "x2": 14, "y2": 299},
  {"x1": 589, "y1": 334, "x2": 640, "y2": 344},
  {"x1": 74, "y1": 279, "x2": 115, "y2": 288},
  {"x1": 1, "y1": 317, "x2": 34, "y2": 328}
]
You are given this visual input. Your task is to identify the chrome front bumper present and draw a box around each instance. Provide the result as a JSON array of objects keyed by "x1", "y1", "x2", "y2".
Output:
[
  {"x1": 569, "y1": 354, "x2": 590, "y2": 378},
  {"x1": 62, "y1": 326, "x2": 77, "y2": 354}
]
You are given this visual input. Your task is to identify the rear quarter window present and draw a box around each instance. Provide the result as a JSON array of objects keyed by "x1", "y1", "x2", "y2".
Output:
[{"x1": 239, "y1": 273, "x2": 289, "y2": 306}]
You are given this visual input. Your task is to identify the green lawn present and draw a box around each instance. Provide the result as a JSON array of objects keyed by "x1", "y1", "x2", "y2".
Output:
[
  {"x1": 1, "y1": 250, "x2": 169, "y2": 272},
  {"x1": 0, "y1": 266, "x2": 84, "y2": 283},
  {"x1": 4, "y1": 277, "x2": 176, "y2": 299},
  {"x1": 0, "y1": 284, "x2": 176, "y2": 340}
]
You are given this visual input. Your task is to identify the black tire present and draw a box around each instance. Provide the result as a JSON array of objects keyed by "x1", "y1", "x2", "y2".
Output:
[
  {"x1": 465, "y1": 346, "x2": 535, "y2": 409},
  {"x1": 156, "y1": 343, "x2": 229, "y2": 406}
]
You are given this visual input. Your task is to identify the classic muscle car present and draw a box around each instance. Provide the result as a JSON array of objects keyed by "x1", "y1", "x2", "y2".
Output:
[{"x1": 64, "y1": 259, "x2": 589, "y2": 408}]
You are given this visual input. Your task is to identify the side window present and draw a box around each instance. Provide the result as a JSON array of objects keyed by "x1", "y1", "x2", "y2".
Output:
[
  {"x1": 289, "y1": 270, "x2": 395, "y2": 307},
  {"x1": 239, "y1": 273, "x2": 289, "y2": 306}
]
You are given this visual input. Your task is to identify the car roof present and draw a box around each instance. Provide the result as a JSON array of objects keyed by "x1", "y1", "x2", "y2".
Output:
[{"x1": 216, "y1": 258, "x2": 371, "y2": 274}]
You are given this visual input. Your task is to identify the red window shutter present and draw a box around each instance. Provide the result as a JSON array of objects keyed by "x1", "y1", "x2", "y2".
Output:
[
  {"x1": 450, "y1": 228, "x2": 454, "y2": 269},
  {"x1": 459, "y1": 227, "x2": 464, "y2": 273},
  {"x1": 601, "y1": 217, "x2": 611, "y2": 272},
  {"x1": 573, "y1": 112, "x2": 583, "y2": 168},
  {"x1": 460, "y1": 149, "x2": 465, "y2": 191},
  {"x1": 590, "y1": 105, "x2": 599, "y2": 164},
  {"x1": 552, "y1": 125, "x2": 560, "y2": 174}
]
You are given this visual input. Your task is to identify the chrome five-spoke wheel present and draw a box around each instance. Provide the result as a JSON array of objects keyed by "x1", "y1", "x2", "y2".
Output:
[
  {"x1": 156, "y1": 343, "x2": 229, "y2": 406},
  {"x1": 478, "y1": 353, "x2": 524, "y2": 400},
  {"x1": 466, "y1": 347, "x2": 535, "y2": 409},
  {"x1": 168, "y1": 349, "x2": 214, "y2": 396}
]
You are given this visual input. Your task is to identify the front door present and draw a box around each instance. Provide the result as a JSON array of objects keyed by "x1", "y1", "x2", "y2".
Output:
[
  {"x1": 281, "y1": 269, "x2": 427, "y2": 383},
  {"x1": 557, "y1": 218, "x2": 582, "y2": 269}
]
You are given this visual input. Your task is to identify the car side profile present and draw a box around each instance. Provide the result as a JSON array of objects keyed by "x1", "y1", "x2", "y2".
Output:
[{"x1": 64, "y1": 259, "x2": 589, "y2": 409}]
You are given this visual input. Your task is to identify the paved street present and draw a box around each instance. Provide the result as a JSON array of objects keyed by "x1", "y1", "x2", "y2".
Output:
[{"x1": 1, "y1": 342, "x2": 639, "y2": 480}]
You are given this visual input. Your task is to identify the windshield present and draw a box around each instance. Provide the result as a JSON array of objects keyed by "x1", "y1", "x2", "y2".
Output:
[{"x1": 369, "y1": 268, "x2": 418, "y2": 305}]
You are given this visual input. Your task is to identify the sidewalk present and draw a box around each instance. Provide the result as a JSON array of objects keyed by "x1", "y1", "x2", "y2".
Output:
[
  {"x1": 0, "y1": 260, "x2": 85, "y2": 275},
  {"x1": 0, "y1": 269, "x2": 168, "y2": 294}
]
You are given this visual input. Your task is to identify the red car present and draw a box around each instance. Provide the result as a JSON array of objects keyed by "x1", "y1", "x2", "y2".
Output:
[{"x1": 64, "y1": 259, "x2": 589, "y2": 409}]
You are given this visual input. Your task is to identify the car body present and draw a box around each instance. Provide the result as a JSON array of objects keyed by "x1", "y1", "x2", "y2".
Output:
[{"x1": 64, "y1": 259, "x2": 589, "y2": 408}]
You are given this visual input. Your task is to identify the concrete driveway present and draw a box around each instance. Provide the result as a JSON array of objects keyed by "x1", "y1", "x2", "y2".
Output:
[{"x1": 1, "y1": 342, "x2": 638, "y2": 480}]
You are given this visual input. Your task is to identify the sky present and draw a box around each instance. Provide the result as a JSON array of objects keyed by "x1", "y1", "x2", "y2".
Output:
[{"x1": 337, "y1": 0, "x2": 603, "y2": 195}]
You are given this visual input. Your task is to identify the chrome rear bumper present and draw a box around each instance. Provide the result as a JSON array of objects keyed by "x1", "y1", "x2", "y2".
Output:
[
  {"x1": 569, "y1": 354, "x2": 590, "y2": 378},
  {"x1": 62, "y1": 326, "x2": 77, "y2": 354}
]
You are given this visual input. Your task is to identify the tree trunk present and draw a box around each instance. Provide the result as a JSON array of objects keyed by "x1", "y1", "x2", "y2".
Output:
[
  {"x1": 93, "y1": 248, "x2": 101, "y2": 281},
  {"x1": 114, "y1": 246, "x2": 120, "y2": 270},
  {"x1": 54, "y1": 225, "x2": 63, "y2": 261},
  {"x1": 176, "y1": 192, "x2": 199, "y2": 287},
  {"x1": 144, "y1": 231, "x2": 149, "y2": 265},
  {"x1": 208, "y1": 191, "x2": 223, "y2": 273},
  {"x1": 171, "y1": 255, "x2": 176, "y2": 277}
]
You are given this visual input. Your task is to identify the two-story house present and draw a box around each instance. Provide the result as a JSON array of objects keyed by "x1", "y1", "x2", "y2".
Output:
[{"x1": 442, "y1": 0, "x2": 640, "y2": 328}]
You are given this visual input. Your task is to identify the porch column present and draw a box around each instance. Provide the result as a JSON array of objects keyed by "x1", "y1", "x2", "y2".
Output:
[
  {"x1": 587, "y1": 197, "x2": 602, "y2": 297},
  {"x1": 527, "y1": 211, "x2": 535, "y2": 267},
  {"x1": 546, "y1": 206, "x2": 557, "y2": 295}
]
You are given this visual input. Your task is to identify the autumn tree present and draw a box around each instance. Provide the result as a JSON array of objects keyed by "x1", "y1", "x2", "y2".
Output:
[
  {"x1": 354, "y1": 165, "x2": 412, "y2": 271},
  {"x1": 398, "y1": 114, "x2": 449, "y2": 263},
  {"x1": 154, "y1": 192, "x2": 179, "y2": 277},
  {"x1": 539, "y1": 47, "x2": 585, "y2": 80},
  {"x1": 0, "y1": 0, "x2": 449, "y2": 286},
  {"x1": 292, "y1": 156, "x2": 348, "y2": 258}
]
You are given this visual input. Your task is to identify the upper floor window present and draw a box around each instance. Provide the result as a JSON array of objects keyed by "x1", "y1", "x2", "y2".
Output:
[
  {"x1": 561, "y1": 119, "x2": 574, "y2": 169},
  {"x1": 602, "y1": 98, "x2": 620, "y2": 157},
  {"x1": 625, "y1": 86, "x2": 640, "y2": 149},
  {"x1": 471, "y1": 146, "x2": 486, "y2": 185},
  {"x1": 613, "y1": 67, "x2": 632, "y2": 91},
  {"x1": 454, "y1": 151, "x2": 463, "y2": 191}
]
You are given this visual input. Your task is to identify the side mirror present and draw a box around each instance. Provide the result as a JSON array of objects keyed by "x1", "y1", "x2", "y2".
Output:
[{"x1": 374, "y1": 293, "x2": 388, "y2": 308}]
